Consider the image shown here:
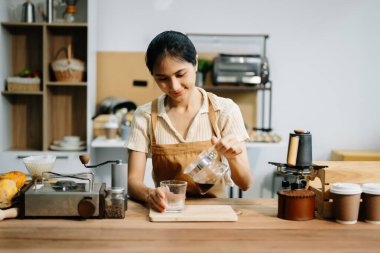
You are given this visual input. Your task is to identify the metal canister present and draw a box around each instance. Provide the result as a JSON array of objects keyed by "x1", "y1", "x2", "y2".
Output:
[
  {"x1": 286, "y1": 130, "x2": 312, "y2": 166},
  {"x1": 21, "y1": 1, "x2": 36, "y2": 23},
  {"x1": 47, "y1": 0, "x2": 53, "y2": 23}
]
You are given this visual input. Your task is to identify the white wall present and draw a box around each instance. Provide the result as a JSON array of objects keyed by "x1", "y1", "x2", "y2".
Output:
[
  {"x1": 94, "y1": 0, "x2": 380, "y2": 161},
  {"x1": 0, "y1": 0, "x2": 11, "y2": 151}
]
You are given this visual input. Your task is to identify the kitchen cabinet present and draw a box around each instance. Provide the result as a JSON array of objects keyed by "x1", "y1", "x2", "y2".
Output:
[
  {"x1": 0, "y1": 0, "x2": 97, "y2": 173},
  {"x1": 1, "y1": 22, "x2": 87, "y2": 151},
  {"x1": 0, "y1": 0, "x2": 96, "y2": 173}
]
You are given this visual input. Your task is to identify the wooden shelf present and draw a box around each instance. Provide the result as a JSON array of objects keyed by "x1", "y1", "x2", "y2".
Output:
[
  {"x1": 1, "y1": 22, "x2": 45, "y2": 27},
  {"x1": 47, "y1": 82, "x2": 87, "y2": 87},
  {"x1": 2, "y1": 91, "x2": 43, "y2": 95},
  {"x1": 5, "y1": 148, "x2": 43, "y2": 152},
  {"x1": 204, "y1": 85, "x2": 271, "y2": 92},
  {"x1": 46, "y1": 23, "x2": 87, "y2": 27},
  {"x1": 5, "y1": 95, "x2": 43, "y2": 150},
  {"x1": 47, "y1": 86, "x2": 87, "y2": 150},
  {"x1": 1, "y1": 22, "x2": 87, "y2": 28}
]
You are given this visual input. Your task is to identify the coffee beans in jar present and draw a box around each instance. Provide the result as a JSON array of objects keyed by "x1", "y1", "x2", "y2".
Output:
[{"x1": 105, "y1": 187, "x2": 125, "y2": 219}]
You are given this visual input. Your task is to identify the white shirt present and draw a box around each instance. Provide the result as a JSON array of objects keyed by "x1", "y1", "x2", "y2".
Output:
[{"x1": 126, "y1": 87, "x2": 249, "y2": 154}]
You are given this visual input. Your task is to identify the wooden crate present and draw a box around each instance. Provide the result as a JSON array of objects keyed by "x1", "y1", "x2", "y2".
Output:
[
  {"x1": 7, "y1": 82, "x2": 40, "y2": 92},
  {"x1": 331, "y1": 149, "x2": 380, "y2": 161},
  {"x1": 308, "y1": 161, "x2": 380, "y2": 219}
]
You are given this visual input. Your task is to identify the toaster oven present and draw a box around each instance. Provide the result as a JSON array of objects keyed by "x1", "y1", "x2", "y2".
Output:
[{"x1": 213, "y1": 54, "x2": 269, "y2": 85}]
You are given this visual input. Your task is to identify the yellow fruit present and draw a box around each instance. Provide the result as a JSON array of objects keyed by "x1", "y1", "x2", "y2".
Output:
[
  {"x1": 0, "y1": 179, "x2": 18, "y2": 200},
  {"x1": 0, "y1": 171, "x2": 26, "y2": 189}
]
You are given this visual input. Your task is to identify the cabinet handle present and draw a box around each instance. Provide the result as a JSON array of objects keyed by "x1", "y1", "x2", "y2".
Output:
[{"x1": 17, "y1": 155, "x2": 69, "y2": 159}]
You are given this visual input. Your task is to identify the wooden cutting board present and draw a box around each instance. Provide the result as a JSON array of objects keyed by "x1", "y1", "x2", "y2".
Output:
[{"x1": 149, "y1": 205, "x2": 238, "y2": 222}]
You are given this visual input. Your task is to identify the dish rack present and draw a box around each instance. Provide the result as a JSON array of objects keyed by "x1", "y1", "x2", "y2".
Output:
[
  {"x1": 51, "y1": 44, "x2": 85, "y2": 82},
  {"x1": 308, "y1": 161, "x2": 380, "y2": 219}
]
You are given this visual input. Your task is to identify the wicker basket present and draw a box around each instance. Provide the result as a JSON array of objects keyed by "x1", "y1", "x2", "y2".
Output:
[
  {"x1": 51, "y1": 44, "x2": 85, "y2": 82},
  {"x1": 7, "y1": 77, "x2": 41, "y2": 92}
]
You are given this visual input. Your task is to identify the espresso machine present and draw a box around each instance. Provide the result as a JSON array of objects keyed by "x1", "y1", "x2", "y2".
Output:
[{"x1": 269, "y1": 130, "x2": 327, "y2": 221}]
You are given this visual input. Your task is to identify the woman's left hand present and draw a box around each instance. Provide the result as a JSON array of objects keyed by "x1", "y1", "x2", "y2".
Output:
[{"x1": 211, "y1": 135, "x2": 243, "y2": 159}]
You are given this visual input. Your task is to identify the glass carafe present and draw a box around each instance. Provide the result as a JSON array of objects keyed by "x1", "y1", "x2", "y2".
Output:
[{"x1": 184, "y1": 147, "x2": 228, "y2": 194}]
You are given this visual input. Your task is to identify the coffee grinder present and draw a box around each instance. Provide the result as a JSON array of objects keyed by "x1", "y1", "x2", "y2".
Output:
[
  {"x1": 79, "y1": 154, "x2": 128, "y2": 209},
  {"x1": 269, "y1": 130, "x2": 327, "y2": 221}
]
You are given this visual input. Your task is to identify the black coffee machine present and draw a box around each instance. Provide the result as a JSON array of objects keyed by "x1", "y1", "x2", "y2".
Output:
[
  {"x1": 269, "y1": 130, "x2": 327, "y2": 220},
  {"x1": 270, "y1": 130, "x2": 326, "y2": 190}
]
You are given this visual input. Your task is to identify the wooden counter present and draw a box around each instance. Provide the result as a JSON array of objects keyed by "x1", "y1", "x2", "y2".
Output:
[{"x1": 1, "y1": 198, "x2": 380, "y2": 252}]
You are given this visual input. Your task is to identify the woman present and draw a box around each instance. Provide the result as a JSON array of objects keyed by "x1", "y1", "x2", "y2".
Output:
[{"x1": 126, "y1": 31, "x2": 253, "y2": 212}]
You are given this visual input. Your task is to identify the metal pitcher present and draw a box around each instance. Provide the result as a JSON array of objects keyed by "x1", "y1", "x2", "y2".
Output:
[{"x1": 21, "y1": 1, "x2": 35, "y2": 23}]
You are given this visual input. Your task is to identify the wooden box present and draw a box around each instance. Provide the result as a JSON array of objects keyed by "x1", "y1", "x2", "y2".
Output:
[
  {"x1": 7, "y1": 78, "x2": 41, "y2": 92},
  {"x1": 331, "y1": 149, "x2": 380, "y2": 161},
  {"x1": 308, "y1": 161, "x2": 380, "y2": 219},
  {"x1": 8, "y1": 83, "x2": 40, "y2": 92},
  {"x1": 93, "y1": 114, "x2": 112, "y2": 137}
]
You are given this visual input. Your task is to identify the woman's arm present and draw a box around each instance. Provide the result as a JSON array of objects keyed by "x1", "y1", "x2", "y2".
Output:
[
  {"x1": 212, "y1": 136, "x2": 253, "y2": 190},
  {"x1": 128, "y1": 150, "x2": 167, "y2": 212}
]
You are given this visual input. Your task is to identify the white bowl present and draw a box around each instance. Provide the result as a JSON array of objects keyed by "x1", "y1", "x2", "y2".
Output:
[
  {"x1": 63, "y1": 136, "x2": 80, "y2": 144},
  {"x1": 23, "y1": 155, "x2": 56, "y2": 179}
]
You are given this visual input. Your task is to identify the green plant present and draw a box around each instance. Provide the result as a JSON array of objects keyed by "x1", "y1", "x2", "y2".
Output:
[{"x1": 197, "y1": 58, "x2": 212, "y2": 75}]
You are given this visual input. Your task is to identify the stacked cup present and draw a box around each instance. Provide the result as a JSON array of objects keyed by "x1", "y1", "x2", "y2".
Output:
[
  {"x1": 330, "y1": 183, "x2": 362, "y2": 224},
  {"x1": 331, "y1": 182, "x2": 380, "y2": 224},
  {"x1": 104, "y1": 121, "x2": 119, "y2": 140},
  {"x1": 361, "y1": 183, "x2": 380, "y2": 224}
]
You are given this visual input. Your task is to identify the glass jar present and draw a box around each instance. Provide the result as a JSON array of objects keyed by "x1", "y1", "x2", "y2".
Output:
[
  {"x1": 63, "y1": 4, "x2": 76, "y2": 23},
  {"x1": 63, "y1": 12, "x2": 75, "y2": 22},
  {"x1": 105, "y1": 187, "x2": 125, "y2": 219}
]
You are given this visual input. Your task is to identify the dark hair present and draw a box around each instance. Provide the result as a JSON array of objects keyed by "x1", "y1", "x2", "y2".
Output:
[{"x1": 145, "y1": 31, "x2": 197, "y2": 74}]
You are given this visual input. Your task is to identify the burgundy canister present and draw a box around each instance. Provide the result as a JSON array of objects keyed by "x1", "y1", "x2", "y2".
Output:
[{"x1": 277, "y1": 190, "x2": 315, "y2": 221}]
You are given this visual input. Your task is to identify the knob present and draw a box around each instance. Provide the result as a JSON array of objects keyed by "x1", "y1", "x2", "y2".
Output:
[
  {"x1": 78, "y1": 197, "x2": 96, "y2": 218},
  {"x1": 79, "y1": 154, "x2": 90, "y2": 165},
  {"x1": 281, "y1": 180, "x2": 290, "y2": 188},
  {"x1": 290, "y1": 182, "x2": 303, "y2": 190}
]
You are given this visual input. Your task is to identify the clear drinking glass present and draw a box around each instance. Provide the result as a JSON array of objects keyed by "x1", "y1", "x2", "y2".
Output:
[{"x1": 160, "y1": 180, "x2": 187, "y2": 212}]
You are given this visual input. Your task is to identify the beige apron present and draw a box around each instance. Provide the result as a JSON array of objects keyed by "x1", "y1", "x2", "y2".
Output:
[{"x1": 150, "y1": 93, "x2": 227, "y2": 198}]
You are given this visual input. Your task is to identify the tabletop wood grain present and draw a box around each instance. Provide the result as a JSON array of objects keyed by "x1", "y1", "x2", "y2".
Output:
[{"x1": 1, "y1": 198, "x2": 379, "y2": 253}]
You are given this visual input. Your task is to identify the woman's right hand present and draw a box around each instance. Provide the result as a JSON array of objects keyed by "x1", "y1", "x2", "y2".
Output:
[{"x1": 147, "y1": 187, "x2": 167, "y2": 212}]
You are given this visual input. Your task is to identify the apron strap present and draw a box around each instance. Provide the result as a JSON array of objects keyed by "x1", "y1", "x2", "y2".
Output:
[
  {"x1": 207, "y1": 92, "x2": 220, "y2": 138},
  {"x1": 151, "y1": 99, "x2": 159, "y2": 145}
]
